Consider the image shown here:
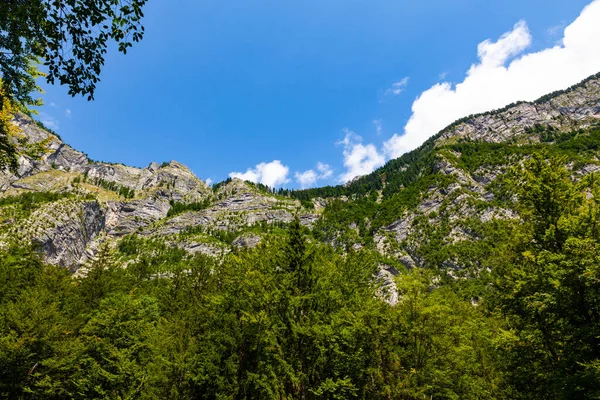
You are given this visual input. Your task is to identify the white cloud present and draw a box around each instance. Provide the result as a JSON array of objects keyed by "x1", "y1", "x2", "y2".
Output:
[
  {"x1": 476, "y1": 20, "x2": 531, "y2": 67},
  {"x1": 230, "y1": 160, "x2": 290, "y2": 188},
  {"x1": 385, "y1": 77, "x2": 409, "y2": 96},
  {"x1": 38, "y1": 112, "x2": 59, "y2": 131},
  {"x1": 384, "y1": 0, "x2": 600, "y2": 159},
  {"x1": 65, "y1": 109, "x2": 72, "y2": 118},
  {"x1": 316, "y1": 162, "x2": 333, "y2": 179},
  {"x1": 338, "y1": 130, "x2": 385, "y2": 183},
  {"x1": 295, "y1": 169, "x2": 318, "y2": 188},
  {"x1": 295, "y1": 162, "x2": 333, "y2": 188},
  {"x1": 205, "y1": 178, "x2": 213, "y2": 186}
]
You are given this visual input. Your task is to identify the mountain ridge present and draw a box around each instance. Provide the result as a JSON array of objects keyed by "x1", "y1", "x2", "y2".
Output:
[
  {"x1": 300, "y1": 71, "x2": 600, "y2": 199},
  {"x1": 1, "y1": 72, "x2": 600, "y2": 271},
  {"x1": 4, "y1": 71, "x2": 600, "y2": 398}
]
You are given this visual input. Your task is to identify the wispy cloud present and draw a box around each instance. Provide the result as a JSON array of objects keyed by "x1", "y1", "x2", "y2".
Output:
[
  {"x1": 65, "y1": 109, "x2": 72, "y2": 118},
  {"x1": 373, "y1": 119, "x2": 382, "y2": 135},
  {"x1": 384, "y1": 77, "x2": 409, "y2": 96},
  {"x1": 546, "y1": 21, "x2": 567, "y2": 37},
  {"x1": 316, "y1": 162, "x2": 333, "y2": 179}
]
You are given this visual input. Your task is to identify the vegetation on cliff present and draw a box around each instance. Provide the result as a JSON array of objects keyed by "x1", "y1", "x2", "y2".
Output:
[{"x1": 1, "y1": 155, "x2": 600, "y2": 398}]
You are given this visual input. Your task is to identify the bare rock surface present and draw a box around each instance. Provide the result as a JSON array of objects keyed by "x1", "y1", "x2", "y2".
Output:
[
  {"x1": 437, "y1": 76, "x2": 600, "y2": 144},
  {"x1": 233, "y1": 233, "x2": 263, "y2": 248},
  {"x1": 2, "y1": 75, "x2": 600, "y2": 269},
  {"x1": 149, "y1": 179, "x2": 317, "y2": 236},
  {"x1": 1, "y1": 199, "x2": 104, "y2": 269}
]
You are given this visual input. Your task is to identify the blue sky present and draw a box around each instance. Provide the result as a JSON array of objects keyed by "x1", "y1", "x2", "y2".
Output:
[{"x1": 35, "y1": 0, "x2": 599, "y2": 188}]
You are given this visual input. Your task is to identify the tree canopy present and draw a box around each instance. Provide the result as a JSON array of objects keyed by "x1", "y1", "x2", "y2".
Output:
[
  {"x1": 1, "y1": 0, "x2": 147, "y2": 104},
  {"x1": 0, "y1": 0, "x2": 148, "y2": 170}
]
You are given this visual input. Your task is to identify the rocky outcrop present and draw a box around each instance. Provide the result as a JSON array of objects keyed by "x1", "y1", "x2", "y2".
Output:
[
  {"x1": 105, "y1": 196, "x2": 171, "y2": 236},
  {"x1": 3, "y1": 114, "x2": 212, "y2": 203},
  {"x1": 149, "y1": 179, "x2": 318, "y2": 236},
  {"x1": 46, "y1": 143, "x2": 89, "y2": 172},
  {"x1": 375, "y1": 265, "x2": 399, "y2": 306},
  {"x1": 85, "y1": 160, "x2": 211, "y2": 201},
  {"x1": 172, "y1": 238, "x2": 230, "y2": 258},
  {"x1": 2, "y1": 199, "x2": 105, "y2": 269},
  {"x1": 232, "y1": 233, "x2": 262, "y2": 248},
  {"x1": 437, "y1": 75, "x2": 600, "y2": 145}
]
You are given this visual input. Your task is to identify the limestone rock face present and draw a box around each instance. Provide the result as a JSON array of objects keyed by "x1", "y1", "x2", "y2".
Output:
[
  {"x1": 172, "y1": 239, "x2": 230, "y2": 258},
  {"x1": 3, "y1": 115, "x2": 212, "y2": 204},
  {"x1": 1, "y1": 199, "x2": 105, "y2": 269},
  {"x1": 47, "y1": 144, "x2": 89, "y2": 173},
  {"x1": 376, "y1": 265, "x2": 399, "y2": 306},
  {"x1": 105, "y1": 196, "x2": 171, "y2": 236},
  {"x1": 150, "y1": 179, "x2": 318, "y2": 236},
  {"x1": 38, "y1": 201, "x2": 105, "y2": 269},
  {"x1": 437, "y1": 76, "x2": 600, "y2": 144},
  {"x1": 85, "y1": 160, "x2": 211, "y2": 202},
  {"x1": 2, "y1": 74, "x2": 600, "y2": 271},
  {"x1": 11, "y1": 114, "x2": 88, "y2": 177},
  {"x1": 233, "y1": 233, "x2": 262, "y2": 248},
  {"x1": 0, "y1": 114, "x2": 215, "y2": 264}
]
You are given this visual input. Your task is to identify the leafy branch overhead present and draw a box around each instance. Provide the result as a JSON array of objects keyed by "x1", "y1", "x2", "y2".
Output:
[
  {"x1": 0, "y1": 0, "x2": 148, "y2": 171},
  {"x1": 0, "y1": 0, "x2": 148, "y2": 105}
]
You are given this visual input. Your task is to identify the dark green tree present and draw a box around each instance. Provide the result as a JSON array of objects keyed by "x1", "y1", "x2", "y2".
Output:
[
  {"x1": 490, "y1": 156, "x2": 600, "y2": 399},
  {"x1": 71, "y1": 293, "x2": 159, "y2": 399}
]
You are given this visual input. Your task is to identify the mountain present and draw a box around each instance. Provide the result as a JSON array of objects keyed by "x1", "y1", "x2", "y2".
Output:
[
  {"x1": 2, "y1": 72, "x2": 600, "y2": 399},
  {"x1": 1, "y1": 73, "x2": 599, "y2": 273},
  {"x1": 0, "y1": 117, "x2": 319, "y2": 268},
  {"x1": 298, "y1": 72, "x2": 600, "y2": 269}
]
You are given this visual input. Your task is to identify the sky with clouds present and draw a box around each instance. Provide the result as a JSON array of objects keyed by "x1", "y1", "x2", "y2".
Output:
[{"x1": 35, "y1": 0, "x2": 600, "y2": 189}]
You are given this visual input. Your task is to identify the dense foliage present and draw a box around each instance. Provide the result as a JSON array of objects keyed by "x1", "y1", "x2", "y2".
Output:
[
  {"x1": 0, "y1": 223, "x2": 504, "y2": 399},
  {"x1": 0, "y1": 1, "x2": 148, "y2": 171},
  {"x1": 2, "y1": 153, "x2": 600, "y2": 398},
  {"x1": 0, "y1": 0, "x2": 148, "y2": 104}
]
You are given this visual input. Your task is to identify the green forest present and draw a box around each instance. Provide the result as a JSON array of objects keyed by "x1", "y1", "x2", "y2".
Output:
[
  {"x1": 2, "y1": 2, "x2": 600, "y2": 398},
  {"x1": 1, "y1": 155, "x2": 600, "y2": 399}
]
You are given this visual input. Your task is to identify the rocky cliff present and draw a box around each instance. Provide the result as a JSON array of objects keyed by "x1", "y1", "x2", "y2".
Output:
[
  {"x1": 436, "y1": 73, "x2": 600, "y2": 144},
  {"x1": 1, "y1": 72, "x2": 600, "y2": 277},
  {"x1": 0, "y1": 116, "x2": 318, "y2": 267},
  {"x1": 359, "y1": 74, "x2": 600, "y2": 273}
]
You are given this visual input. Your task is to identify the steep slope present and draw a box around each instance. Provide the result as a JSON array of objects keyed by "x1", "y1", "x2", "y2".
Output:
[
  {"x1": 296, "y1": 72, "x2": 600, "y2": 270},
  {"x1": 0, "y1": 118, "x2": 317, "y2": 268},
  {"x1": 1, "y1": 72, "x2": 600, "y2": 272},
  {"x1": 436, "y1": 72, "x2": 600, "y2": 144}
]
